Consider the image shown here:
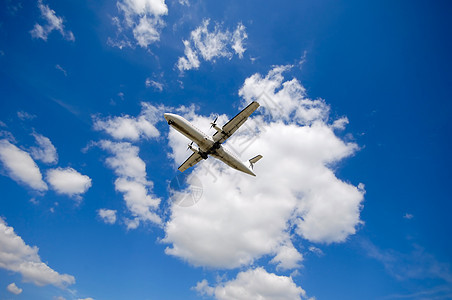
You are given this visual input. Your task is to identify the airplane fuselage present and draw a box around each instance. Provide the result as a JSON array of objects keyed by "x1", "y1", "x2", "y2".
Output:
[{"x1": 164, "y1": 113, "x2": 255, "y2": 176}]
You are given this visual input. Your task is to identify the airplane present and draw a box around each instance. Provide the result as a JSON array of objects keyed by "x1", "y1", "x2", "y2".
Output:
[{"x1": 164, "y1": 101, "x2": 263, "y2": 176}]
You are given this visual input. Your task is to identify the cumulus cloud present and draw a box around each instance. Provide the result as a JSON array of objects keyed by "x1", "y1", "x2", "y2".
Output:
[
  {"x1": 30, "y1": 132, "x2": 58, "y2": 164},
  {"x1": 46, "y1": 167, "x2": 92, "y2": 198},
  {"x1": 109, "y1": 0, "x2": 168, "y2": 48},
  {"x1": 177, "y1": 19, "x2": 247, "y2": 72},
  {"x1": 194, "y1": 267, "x2": 308, "y2": 300},
  {"x1": 0, "y1": 139, "x2": 48, "y2": 191},
  {"x1": 98, "y1": 140, "x2": 161, "y2": 228},
  {"x1": 98, "y1": 209, "x2": 117, "y2": 224},
  {"x1": 7, "y1": 282, "x2": 22, "y2": 295},
  {"x1": 270, "y1": 242, "x2": 304, "y2": 270},
  {"x1": 0, "y1": 219, "x2": 75, "y2": 288},
  {"x1": 30, "y1": 0, "x2": 74, "y2": 41},
  {"x1": 163, "y1": 66, "x2": 364, "y2": 269},
  {"x1": 93, "y1": 102, "x2": 161, "y2": 141}
]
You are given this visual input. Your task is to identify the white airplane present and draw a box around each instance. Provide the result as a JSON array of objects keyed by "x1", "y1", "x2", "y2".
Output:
[{"x1": 164, "y1": 101, "x2": 263, "y2": 176}]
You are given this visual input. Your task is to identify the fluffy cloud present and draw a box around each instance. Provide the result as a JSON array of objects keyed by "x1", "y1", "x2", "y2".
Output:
[
  {"x1": 93, "y1": 102, "x2": 161, "y2": 141},
  {"x1": 110, "y1": 0, "x2": 168, "y2": 48},
  {"x1": 177, "y1": 19, "x2": 247, "y2": 72},
  {"x1": 98, "y1": 209, "x2": 117, "y2": 224},
  {"x1": 7, "y1": 282, "x2": 22, "y2": 295},
  {"x1": 0, "y1": 219, "x2": 75, "y2": 288},
  {"x1": 0, "y1": 139, "x2": 48, "y2": 191},
  {"x1": 30, "y1": 132, "x2": 58, "y2": 164},
  {"x1": 194, "y1": 267, "x2": 308, "y2": 300},
  {"x1": 46, "y1": 167, "x2": 92, "y2": 198},
  {"x1": 98, "y1": 140, "x2": 161, "y2": 228},
  {"x1": 163, "y1": 66, "x2": 364, "y2": 269},
  {"x1": 30, "y1": 0, "x2": 74, "y2": 41}
]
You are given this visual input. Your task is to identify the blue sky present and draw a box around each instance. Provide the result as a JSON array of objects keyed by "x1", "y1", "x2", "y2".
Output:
[{"x1": 0, "y1": 0, "x2": 451, "y2": 299}]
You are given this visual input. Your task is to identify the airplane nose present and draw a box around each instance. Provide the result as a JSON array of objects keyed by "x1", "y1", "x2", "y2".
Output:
[{"x1": 164, "y1": 113, "x2": 170, "y2": 120}]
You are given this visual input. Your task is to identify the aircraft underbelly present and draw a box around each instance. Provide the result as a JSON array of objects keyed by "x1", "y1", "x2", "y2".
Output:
[{"x1": 171, "y1": 119, "x2": 212, "y2": 150}]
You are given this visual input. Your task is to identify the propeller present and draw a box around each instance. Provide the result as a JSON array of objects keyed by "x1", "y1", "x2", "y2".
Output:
[
  {"x1": 210, "y1": 116, "x2": 218, "y2": 129},
  {"x1": 187, "y1": 141, "x2": 193, "y2": 150}
]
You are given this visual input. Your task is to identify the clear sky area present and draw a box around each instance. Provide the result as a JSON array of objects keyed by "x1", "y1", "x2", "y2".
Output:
[{"x1": 0, "y1": 0, "x2": 451, "y2": 299}]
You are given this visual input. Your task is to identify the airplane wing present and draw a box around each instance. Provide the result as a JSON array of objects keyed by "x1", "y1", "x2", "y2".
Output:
[
  {"x1": 212, "y1": 101, "x2": 260, "y2": 144},
  {"x1": 178, "y1": 152, "x2": 204, "y2": 172}
]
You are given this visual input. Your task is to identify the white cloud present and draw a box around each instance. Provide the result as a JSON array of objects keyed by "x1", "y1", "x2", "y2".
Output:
[
  {"x1": 331, "y1": 117, "x2": 349, "y2": 130},
  {"x1": 98, "y1": 140, "x2": 161, "y2": 228},
  {"x1": 30, "y1": 0, "x2": 74, "y2": 41},
  {"x1": 194, "y1": 267, "x2": 308, "y2": 300},
  {"x1": 0, "y1": 219, "x2": 75, "y2": 288},
  {"x1": 30, "y1": 132, "x2": 58, "y2": 164},
  {"x1": 177, "y1": 19, "x2": 247, "y2": 72},
  {"x1": 270, "y1": 242, "x2": 304, "y2": 270},
  {"x1": 0, "y1": 139, "x2": 48, "y2": 191},
  {"x1": 238, "y1": 65, "x2": 329, "y2": 124},
  {"x1": 111, "y1": 0, "x2": 168, "y2": 48},
  {"x1": 7, "y1": 282, "x2": 22, "y2": 295},
  {"x1": 98, "y1": 209, "x2": 117, "y2": 224},
  {"x1": 308, "y1": 246, "x2": 324, "y2": 257},
  {"x1": 361, "y1": 240, "x2": 452, "y2": 283},
  {"x1": 46, "y1": 167, "x2": 92, "y2": 198},
  {"x1": 231, "y1": 23, "x2": 247, "y2": 59},
  {"x1": 55, "y1": 64, "x2": 67, "y2": 76},
  {"x1": 93, "y1": 102, "x2": 161, "y2": 141},
  {"x1": 145, "y1": 78, "x2": 163, "y2": 91},
  {"x1": 403, "y1": 213, "x2": 414, "y2": 219},
  {"x1": 17, "y1": 111, "x2": 36, "y2": 121},
  {"x1": 163, "y1": 66, "x2": 364, "y2": 269}
]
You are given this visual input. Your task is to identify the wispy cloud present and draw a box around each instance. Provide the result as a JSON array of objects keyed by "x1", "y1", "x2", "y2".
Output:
[
  {"x1": 177, "y1": 19, "x2": 247, "y2": 72},
  {"x1": 361, "y1": 239, "x2": 452, "y2": 283},
  {"x1": 30, "y1": 0, "x2": 74, "y2": 42},
  {"x1": 30, "y1": 132, "x2": 58, "y2": 164},
  {"x1": 145, "y1": 78, "x2": 164, "y2": 92},
  {"x1": 55, "y1": 64, "x2": 67, "y2": 76},
  {"x1": 17, "y1": 111, "x2": 36, "y2": 121}
]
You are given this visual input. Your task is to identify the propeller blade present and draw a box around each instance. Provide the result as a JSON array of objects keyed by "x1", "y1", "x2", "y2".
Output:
[{"x1": 210, "y1": 116, "x2": 218, "y2": 129}]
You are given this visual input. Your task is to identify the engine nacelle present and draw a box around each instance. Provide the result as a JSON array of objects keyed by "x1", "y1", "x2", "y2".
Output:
[
  {"x1": 188, "y1": 144, "x2": 208, "y2": 159},
  {"x1": 212, "y1": 124, "x2": 223, "y2": 133}
]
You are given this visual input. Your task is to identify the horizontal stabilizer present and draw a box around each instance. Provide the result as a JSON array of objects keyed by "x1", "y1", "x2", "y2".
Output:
[
  {"x1": 249, "y1": 155, "x2": 263, "y2": 164},
  {"x1": 248, "y1": 155, "x2": 263, "y2": 170}
]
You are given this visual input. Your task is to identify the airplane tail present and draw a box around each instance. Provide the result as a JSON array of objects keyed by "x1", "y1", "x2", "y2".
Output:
[{"x1": 248, "y1": 155, "x2": 263, "y2": 170}]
